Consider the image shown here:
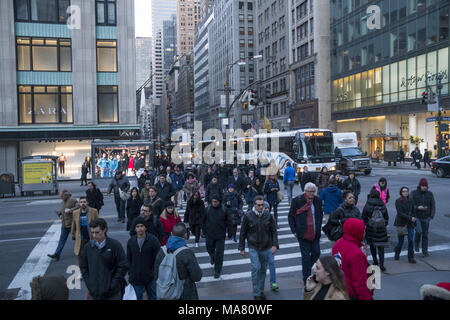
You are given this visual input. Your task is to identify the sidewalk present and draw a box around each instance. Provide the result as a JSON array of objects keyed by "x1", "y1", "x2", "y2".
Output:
[{"x1": 371, "y1": 160, "x2": 435, "y2": 171}]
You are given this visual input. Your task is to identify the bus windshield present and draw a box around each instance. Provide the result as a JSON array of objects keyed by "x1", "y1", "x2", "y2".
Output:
[{"x1": 305, "y1": 136, "x2": 334, "y2": 158}]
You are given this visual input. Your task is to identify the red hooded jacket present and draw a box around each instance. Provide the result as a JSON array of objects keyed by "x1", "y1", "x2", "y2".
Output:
[
  {"x1": 332, "y1": 218, "x2": 373, "y2": 300},
  {"x1": 159, "y1": 213, "x2": 181, "y2": 246}
]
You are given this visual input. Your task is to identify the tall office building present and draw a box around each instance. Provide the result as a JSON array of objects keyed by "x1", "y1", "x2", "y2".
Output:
[
  {"x1": 177, "y1": 0, "x2": 201, "y2": 55},
  {"x1": 200, "y1": 0, "x2": 215, "y2": 21},
  {"x1": 163, "y1": 15, "x2": 177, "y2": 77},
  {"x1": 0, "y1": 0, "x2": 137, "y2": 179},
  {"x1": 136, "y1": 37, "x2": 152, "y2": 91},
  {"x1": 330, "y1": 0, "x2": 449, "y2": 157}
]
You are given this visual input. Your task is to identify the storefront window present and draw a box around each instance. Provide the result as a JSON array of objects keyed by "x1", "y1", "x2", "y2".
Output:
[
  {"x1": 98, "y1": 86, "x2": 118, "y2": 123},
  {"x1": 416, "y1": 54, "x2": 427, "y2": 97},
  {"x1": 438, "y1": 48, "x2": 449, "y2": 95},
  {"x1": 97, "y1": 40, "x2": 117, "y2": 72},
  {"x1": 18, "y1": 86, "x2": 73, "y2": 124},
  {"x1": 355, "y1": 73, "x2": 361, "y2": 108},
  {"x1": 375, "y1": 68, "x2": 382, "y2": 104},
  {"x1": 361, "y1": 72, "x2": 367, "y2": 107},
  {"x1": 427, "y1": 51, "x2": 437, "y2": 90},
  {"x1": 382, "y1": 65, "x2": 390, "y2": 103},
  {"x1": 399, "y1": 60, "x2": 407, "y2": 101},
  {"x1": 407, "y1": 57, "x2": 416, "y2": 100},
  {"x1": 391, "y1": 62, "x2": 398, "y2": 103}
]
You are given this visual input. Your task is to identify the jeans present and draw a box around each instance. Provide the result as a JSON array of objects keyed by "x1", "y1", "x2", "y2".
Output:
[
  {"x1": 268, "y1": 249, "x2": 276, "y2": 285},
  {"x1": 298, "y1": 238, "x2": 321, "y2": 283},
  {"x1": 114, "y1": 197, "x2": 126, "y2": 220},
  {"x1": 395, "y1": 227, "x2": 414, "y2": 253},
  {"x1": 206, "y1": 237, "x2": 225, "y2": 275},
  {"x1": 174, "y1": 190, "x2": 184, "y2": 207},
  {"x1": 415, "y1": 218, "x2": 430, "y2": 253},
  {"x1": 133, "y1": 280, "x2": 156, "y2": 300},
  {"x1": 248, "y1": 248, "x2": 270, "y2": 297},
  {"x1": 54, "y1": 227, "x2": 71, "y2": 256},
  {"x1": 286, "y1": 181, "x2": 295, "y2": 204}
]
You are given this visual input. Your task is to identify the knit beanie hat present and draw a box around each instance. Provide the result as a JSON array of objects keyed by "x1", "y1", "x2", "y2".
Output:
[
  {"x1": 419, "y1": 178, "x2": 428, "y2": 187},
  {"x1": 164, "y1": 201, "x2": 175, "y2": 209},
  {"x1": 133, "y1": 217, "x2": 147, "y2": 229},
  {"x1": 228, "y1": 184, "x2": 236, "y2": 189},
  {"x1": 421, "y1": 282, "x2": 450, "y2": 300}
]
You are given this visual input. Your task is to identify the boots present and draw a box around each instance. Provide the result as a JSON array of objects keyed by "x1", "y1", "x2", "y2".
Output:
[
  {"x1": 394, "y1": 248, "x2": 401, "y2": 261},
  {"x1": 408, "y1": 251, "x2": 416, "y2": 264}
]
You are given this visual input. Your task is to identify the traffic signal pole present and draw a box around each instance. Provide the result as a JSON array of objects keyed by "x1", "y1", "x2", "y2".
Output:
[{"x1": 437, "y1": 75, "x2": 444, "y2": 159}]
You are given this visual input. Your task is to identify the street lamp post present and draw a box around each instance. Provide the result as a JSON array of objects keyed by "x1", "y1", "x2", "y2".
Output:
[{"x1": 436, "y1": 75, "x2": 444, "y2": 159}]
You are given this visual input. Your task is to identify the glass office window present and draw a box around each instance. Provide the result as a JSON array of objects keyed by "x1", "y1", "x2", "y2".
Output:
[
  {"x1": 31, "y1": 0, "x2": 58, "y2": 23},
  {"x1": 417, "y1": 16, "x2": 426, "y2": 49},
  {"x1": 97, "y1": 40, "x2": 117, "y2": 72},
  {"x1": 16, "y1": 38, "x2": 31, "y2": 71},
  {"x1": 399, "y1": 60, "x2": 407, "y2": 101},
  {"x1": 438, "y1": 48, "x2": 448, "y2": 95},
  {"x1": 399, "y1": 25, "x2": 407, "y2": 56},
  {"x1": 391, "y1": 62, "x2": 398, "y2": 102},
  {"x1": 18, "y1": 86, "x2": 32, "y2": 124},
  {"x1": 15, "y1": 0, "x2": 29, "y2": 20},
  {"x1": 382, "y1": 65, "x2": 390, "y2": 104},
  {"x1": 398, "y1": 0, "x2": 407, "y2": 19},
  {"x1": 407, "y1": 57, "x2": 416, "y2": 100},
  {"x1": 367, "y1": 69, "x2": 375, "y2": 106},
  {"x1": 427, "y1": 51, "x2": 437, "y2": 89},
  {"x1": 355, "y1": 73, "x2": 361, "y2": 108},
  {"x1": 390, "y1": 29, "x2": 398, "y2": 58},
  {"x1": 34, "y1": 90, "x2": 59, "y2": 123},
  {"x1": 98, "y1": 86, "x2": 118, "y2": 123},
  {"x1": 375, "y1": 68, "x2": 382, "y2": 104},
  {"x1": 416, "y1": 54, "x2": 427, "y2": 97},
  {"x1": 59, "y1": 40, "x2": 72, "y2": 72},
  {"x1": 407, "y1": 19, "x2": 416, "y2": 52},
  {"x1": 61, "y1": 86, "x2": 73, "y2": 123},
  {"x1": 32, "y1": 39, "x2": 58, "y2": 71},
  {"x1": 361, "y1": 71, "x2": 367, "y2": 107},
  {"x1": 96, "y1": 0, "x2": 116, "y2": 26},
  {"x1": 427, "y1": 10, "x2": 439, "y2": 45},
  {"x1": 440, "y1": 6, "x2": 449, "y2": 41}
]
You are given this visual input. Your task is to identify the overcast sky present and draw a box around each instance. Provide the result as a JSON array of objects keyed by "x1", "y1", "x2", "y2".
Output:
[{"x1": 135, "y1": 0, "x2": 152, "y2": 37}]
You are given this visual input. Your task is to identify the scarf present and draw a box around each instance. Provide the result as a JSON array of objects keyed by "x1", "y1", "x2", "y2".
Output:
[{"x1": 295, "y1": 195, "x2": 315, "y2": 241}]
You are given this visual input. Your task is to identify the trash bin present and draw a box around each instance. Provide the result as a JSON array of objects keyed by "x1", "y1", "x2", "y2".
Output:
[{"x1": 0, "y1": 173, "x2": 15, "y2": 197}]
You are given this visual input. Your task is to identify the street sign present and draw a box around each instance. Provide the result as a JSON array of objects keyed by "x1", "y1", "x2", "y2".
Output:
[
  {"x1": 427, "y1": 117, "x2": 450, "y2": 122},
  {"x1": 219, "y1": 113, "x2": 226, "y2": 118}
]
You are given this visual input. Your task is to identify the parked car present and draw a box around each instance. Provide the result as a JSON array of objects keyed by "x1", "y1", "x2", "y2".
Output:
[{"x1": 431, "y1": 156, "x2": 450, "y2": 178}]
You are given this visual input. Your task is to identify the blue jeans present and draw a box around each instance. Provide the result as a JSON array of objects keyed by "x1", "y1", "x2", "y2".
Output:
[
  {"x1": 54, "y1": 227, "x2": 71, "y2": 256},
  {"x1": 248, "y1": 248, "x2": 269, "y2": 297},
  {"x1": 268, "y1": 249, "x2": 276, "y2": 285},
  {"x1": 415, "y1": 218, "x2": 430, "y2": 253},
  {"x1": 133, "y1": 280, "x2": 156, "y2": 300},
  {"x1": 298, "y1": 238, "x2": 321, "y2": 283},
  {"x1": 286, "y1": 181, "x2": 295, "y2": 204},
  {"x1": 395, "y1": 227, "x2": 414, "y2": 253},
  {"x1": 114, "y1": 197, "x2": 126, "y2": 220}
]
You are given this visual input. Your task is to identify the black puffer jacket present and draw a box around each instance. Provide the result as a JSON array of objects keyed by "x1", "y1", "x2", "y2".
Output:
[
  {"x1": 329, "y1": 203, "x2": 362, "y2": 227},
  {"x1": 411, "y1": 188, "x2": 436, "y2": 219},
  {"x1": 126, "y1": 233, "x2": 161, "y2": 286},
  {"x1": 184, "y1": 198, "x2": 206, "y2": 225},
  {"x1": 362, "y1": 197, "x2": 389, "y2": 244},
  {"x1": 394, "y1": 197, "x2": 416, "y2": 228},
  {"x1": 202, "y1": 205, "x2": 231, "y2": 240},
  {"x1": 86, "y1": 188, "x2": 103, "y2": 211},
  {"x1": 239, "y1": 209, "x2": 278, "y2": 251}
]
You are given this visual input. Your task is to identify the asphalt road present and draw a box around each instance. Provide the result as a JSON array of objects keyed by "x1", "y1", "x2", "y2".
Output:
[{"x1": 1, "y1": 167, "x2": 449, "y2": 300}]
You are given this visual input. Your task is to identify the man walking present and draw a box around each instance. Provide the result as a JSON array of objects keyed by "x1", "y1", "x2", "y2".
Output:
[
  {"x1": 80, "y1": 218, "x2": 128, "y2": 300},
  {"x1": 129, "y1": 204, "x2": 165, "y2": 244},
  {"x1": 145, "y1": 186, "x2": 164, "y2": 217},
  {"x1": 202, "y1": 196, "x2": 231, "y2": 279},
  {"x1": 283, "y1": 162, "x2": 296, "y2": 205},
  {"x1": 155, "y1": 174, "x2": 175, "y2": 202},
  {"x1": 288, "y1": 182, "x2": 323, "y2": 284},
  {"x1": 239, "y1": 196, "x2": 278, "y2": 300},
  {"x1": 127, "y1": 217, "x2": 161, "y2": 300},
  {"x1": 107, "y1": 171, "x2": 130, "y2": 223},
  {"x1": 71, "y1": 197, "x2": 99, "y2": 267},
  {"x1": 412, "y1": 178, "x2": 436, "y2": 257},
  {"x1": 171, "y1": 167, "x2": 185, "y2": 209},
  {"x1": 48, "y1": 190, "x2": 79, "y2": 261}
]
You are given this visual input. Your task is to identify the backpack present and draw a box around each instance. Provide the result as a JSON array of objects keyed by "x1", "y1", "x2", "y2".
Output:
[
  {"x1": 156, "y1": 246, "x2": 188, "y2": 300},
  {"x1": 369, "y1": 206, "x2": 385, "y2": 229}
]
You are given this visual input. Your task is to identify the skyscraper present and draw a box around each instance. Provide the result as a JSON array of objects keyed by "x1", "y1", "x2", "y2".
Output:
[{"x1": 177, "y1": 0, "x2": 201, "y2": 55}]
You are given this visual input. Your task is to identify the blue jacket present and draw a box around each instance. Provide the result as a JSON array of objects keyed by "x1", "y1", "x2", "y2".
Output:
[
  {"x1": 264, "y1": 179, "x2": 280, "y2": 206},
  {"x1": 171, "y1": 172, "x2": 185, "y2": 191},
  {"x1": 319, "y1": 185, "x2": 343, "y2": 215},
  {"x1": 283, "y1": 166, "x2": 296, "y2": 184}
]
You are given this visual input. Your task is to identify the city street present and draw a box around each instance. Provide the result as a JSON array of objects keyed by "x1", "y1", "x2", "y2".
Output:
[{"x1": 0, "y1": 166, "x2": 449, "y2": 300}]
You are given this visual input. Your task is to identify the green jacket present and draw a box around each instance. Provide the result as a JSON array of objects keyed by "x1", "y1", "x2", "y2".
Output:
[{"x1": 58, "y1": 197, "x2": 79, "y2": 228}]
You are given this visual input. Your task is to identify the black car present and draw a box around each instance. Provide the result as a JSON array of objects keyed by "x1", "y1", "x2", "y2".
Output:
[{"x1": 431, "y1": 156, "x2": 450, "y2": 178}]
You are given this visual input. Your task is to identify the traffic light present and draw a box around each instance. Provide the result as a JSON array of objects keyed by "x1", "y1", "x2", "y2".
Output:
[
  {"x1": 248, "y1": 89, "x2": 257, "y2": 110},
  {"x1": 421, "y1": 90, "x2": 428, "y2": 104}
]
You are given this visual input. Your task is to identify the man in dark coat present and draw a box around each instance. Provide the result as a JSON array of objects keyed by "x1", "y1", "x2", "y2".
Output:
[
  {"x1": 227, "y1": 168, "x2": 246, "y2": 196},
  {"x1": 205, "y1": 176, "x2": 223, "y2": 205},
  {"x1": 218, "y1": 162, "x2": 231, "y2": 191},
  {"x1": 107, "y1": 171, "x2": 130, "y2": 223},
  {"x1": 202, "y1": 196, "x2": 231, "y2": 279},
  {"x1": 129, "y1": 204, "x2": 165, "y2": 244},
  {"x1": 155, "y1": 174, "x2": 175, "y2": 202},
  {"x1": 144, "y1": 186, "x2": 164, "y2": 217},
  {"x1": 412, "y1": 178, "x2": 436, "y2": 257},
  {"x1": 154, "y1": 223, "x2": 202, "y2": 300},
  {"x1": 342, "y1": 171, "x2": 361, "y2": 203},
  {"x1": 299, "y1": 166, "x2": 313, "y2": 192},
  {"x1": 288, "y1": 182, "x2": 323, "y2": 284},
  {"x1": 126, "y1": 217, "x2": 161, "y2": 300},
  {"x1": 80, "y1": 218, "x2": 128, "y2": 300},
  {"x1": 137, "y1": 169, "x2": 150, "y2": 191}
]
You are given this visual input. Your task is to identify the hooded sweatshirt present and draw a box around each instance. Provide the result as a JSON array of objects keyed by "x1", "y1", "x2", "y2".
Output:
[
  {"x1": 166, "y1": 236, "x2": 187, "y2": 252},
  {"x1": 332, "y1": 218, "x2": 373, "y2": 300}
]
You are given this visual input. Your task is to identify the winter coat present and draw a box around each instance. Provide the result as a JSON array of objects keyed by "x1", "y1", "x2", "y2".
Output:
[
  {"x1": 223, "y1": 191, "x2": 244, "y2": 225},
  {"x1": 246, "y1": 183, "x2": 264, "y2": 204},
  {"x1": 329, "y1": 203, "x2": 362, "y2": 228},
  {"x1": 159, "y1": 211, "x2": 182, "y2": 246},
  {"x1": 316, "y1": 172, "x2": 330, "y2": 194},
  {"x1": 30, "y1": 275, "x2": 69, "y2": 300},
  {"x1": 300, "y1": 171, "x2": 314, "y2": 191},
  {"x1": 134, "y1": 158, "x2": 145, "y2": 171},
  {"x1": 202, "y1": 205, "x2": 231, "y2": 240},
  {"x1": 394, "y1": 197, "x2": 416, "y2": 228},
  {"x1": 227, "y1": 175, "x2": 246, "y2": 195},
  {"x1": 372, "y1": 184, "x2": 390, "y2": 204},
  {"x1": 303, "y1": 283, "x2": 348, "y2": 300},
  {"x1": 183, "y1": 179, "x2": 200, "y2": 202},
  {"x1": 288, "y1": 195, "x2": 323, "y2": 241},
  {"x1": 86, "y1": 188, "x2": 103, "y2": 211},
  {"x1": 264, "y1": 179, "x2": 280, "y2": 206},
  {"x1": 107, "y1": 175, "x2": 131, "y2": 199},
  {"x1": 71, "y1": 207, "x2": 99, "y2": 255},
  {"x1": 155, "y1": 181, "x2": 175, "y2": 202},
  {"x1": 205, "y1": 182, "x2": 223, "y2": 203},
  {"x1": 126, "y1": 197, "x2": 143, "y2": 226},
  {"x1": 283, "y1": 166, "x2": 296, "y2": 183},
  {"x1": 145, "y1": 196, "x2": 164, "y2": 217},
  {"x1": 184, "y1": 198, "x2": 206, "y2": 225},
  {"x1": 411, "y1": 188, "x2": 436, "y2": 219},
  {"x1": 342, "y1": 177, "x2": 361, "y2": 196},
  {"x1": 332, "y1": 219, "x2": 373, "y2": 300},
  {"x1": 137, "y1": 173, "x2": 149, "y2": 191},
  {"x1": 154, "y1": 236, "x2": 202, "y2": 300},
  {"x1": 239, "y1": 209, "x2": 278, "y2": 251},
  {"x1": 129, "y1": 214, "x2": 165, "y2": 244},
  {"x1": 362, "y1": 197, "x2": 389, "y2": 244},
  {"x1": 203, "y1": 173, "x2": 214, "y2": 188},
  {"x1": 80, "y1": 237, "x2": 128, "y2": 300},
  {"x1": 218, "y1": 166, "x2": 231, "y2": 188},
  {"x1": 140, "y1": 186, "x2": 151, "y2": 203},
  {"x1": 171, "y1": 172, "x2": 185, "y2": 191},
  {"x1": 126, "y1": 233, "x2": 161, "y2": 286},
  {"x1": 319, "y1": 185, "x2": 343, "y2": 215},
  {"x1": 58, "y1": 197, "x2": 79, "y2": 229}
]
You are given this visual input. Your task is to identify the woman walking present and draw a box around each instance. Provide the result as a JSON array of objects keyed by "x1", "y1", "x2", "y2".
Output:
[
  {"x1": 159, "y1": 201, "x2": 181, "y2": 246},
  {"x1": 184, "y1": 191, "x2": 206, "y2": 247},
  {"x1": 315, "y1": 167, "x2": 330, "y2": 195},
  {"x1": 223, "y1": 184, "x2": 243, "y2": 242},
  {"x1": 264, "y1": 175, "x2": 281, "y2": 226},
  {"x1": 246, "y1": 177, "x2": 264, "y2": 211},
  {"x1": 85, "y1": 182, "x2": 104, "y2": 213},
  {"x1": 372, "y1": 177, "x2": 390, "y2": 205},
  {"x1": 126, "y1": 187, "x2": 143, "y2": 231},
  {"x1": 394, "y1": 187, "x2": 417, "y2": 264}
]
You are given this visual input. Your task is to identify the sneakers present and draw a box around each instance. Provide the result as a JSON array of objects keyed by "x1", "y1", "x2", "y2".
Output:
[
  {"x1": 214, "y1": 273, "x2": 220, "y2": 279},
  {"x1": 260, "y1": 292, "x2": 267, "y2": 300},
  {"x1": 232, "y1": 236, "x2": 237, "y2": 243},
  {"x1": 408, "y1": 257, "x2": 417, "y2": 264},
  {"x1": 271, "y1": 283, "x2": 279, "y2": 291},
  {"x1": 47, "y1": 254, "x2": 60, "y2": 261}
]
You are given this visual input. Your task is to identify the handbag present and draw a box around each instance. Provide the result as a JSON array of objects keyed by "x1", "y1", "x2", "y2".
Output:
[
  {"x1": 277, "y1": 190, "x2": 283, "y2": 203},
  {"x1": 397, "y1": 225, "x2": 408, "y2": 236},
  {"x1": 322, "y1": 219, "x2": 343, "y2": 242}
]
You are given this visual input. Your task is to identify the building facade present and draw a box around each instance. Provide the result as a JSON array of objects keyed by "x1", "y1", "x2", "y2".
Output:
[
  {"x1": 163, "y1": 15, "x2": 178, "y2": 78},
  {"x1": 255, "y1": 0, "x2": 290, "y2": 131},
  {"x1": 330, "y1": 0, "x2": 449, "y2": 157},
  {"x1": 0, "y1": 0, "x2": 137, "y2": 179},
  {"x1": 288, "y1": 0, "x2": 331, "y2": 131},
  {"x1": 135, "y1": 37, "x2": 152, "y2": 91},
  {"x1": 174, "y1": 54, "x2": 195, "y2": 131},
  {"x1": 177, "y1": 0, "x2": 201, "y2": 55},
  {"x1": 200, "y1": 0, "x2": 215, "y2": 21}
]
